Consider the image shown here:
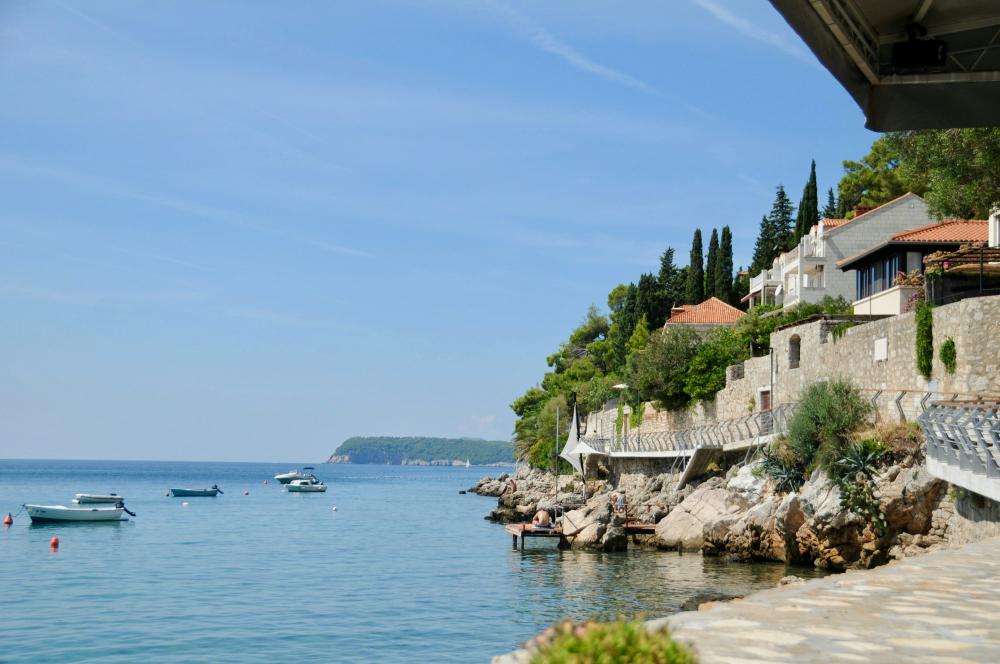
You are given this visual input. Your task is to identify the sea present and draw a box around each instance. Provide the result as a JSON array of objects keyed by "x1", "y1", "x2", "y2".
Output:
[{"x1": 0, "y1": 460, "x2": 823, "y2": 663}]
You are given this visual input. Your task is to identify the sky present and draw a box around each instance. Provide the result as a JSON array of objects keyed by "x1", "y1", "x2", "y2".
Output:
[{"x1": 0, "y1": 0, "x2": 878, "y2": 462}]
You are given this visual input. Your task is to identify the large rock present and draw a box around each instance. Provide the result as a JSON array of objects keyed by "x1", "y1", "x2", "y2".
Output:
[
  {"x1": 560, "y1": 498, "x2": 626, "y2": 551},
  {"x1": 878, "y1": 465, "x2": 944, "y2": 534},
  {"x1": 655, "y1": 477, "x2": 732, "y2": 550}
]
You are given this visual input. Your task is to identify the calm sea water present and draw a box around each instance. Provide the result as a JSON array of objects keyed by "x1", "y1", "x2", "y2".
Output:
[{"x1": 1, "y1": 460, "x2": 819, "y2": 662}]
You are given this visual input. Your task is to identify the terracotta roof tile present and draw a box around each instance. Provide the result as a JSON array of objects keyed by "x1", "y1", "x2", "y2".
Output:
[
  {"x1": 891, "y1": 219, "x2": 987, "y2": 243},
  {"x1": 665, "y1": 297, "x2": 745, "y2": 325},
  {"x1": 822, "y1": 218, "x2": 848, "y2": 228}
]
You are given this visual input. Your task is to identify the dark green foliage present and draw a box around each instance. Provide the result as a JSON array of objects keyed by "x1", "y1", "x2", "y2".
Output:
[
  {"x1": 835, "y1": 439, "x2": 889, "y2": 534},
  {"x1": 794, "y1": 160, "x2": 819, "y2": 241},
  {"x1": 684, "y1": 326, "x2": 748, "y2": 402},
  {"x1": 890, "y1": 128, "x2": 1000, "y2": 218},
  {"x1": 830, "y1": 320, "x2": 855, "y2": 341},
  {"x1": 531, "y1": 620, "x2": 695, "y2": 664},
  {"x1": 940, "y1": 337, "x2": 957, "y2": 374},
  {"x1": 334, "y1": 437, "x2": 513, "y2": 465},
  {"x1": 658, "y1": 247, "x2": 684, "y2": 311},
  {"x1": 822, "y1": 187, "x2": 837, "y2": 219},
  {"x1": 636, "y1": 273, "x2": 669, "y2": 329},
  {"x1": 786, "y1": 380, "x2": 873, "y2": 472},
  {"x1": 833, "y1": 438, "x2": 887, "y2": 484},
  {"x1": 750, "y1": 185, "x2": 795, "y2": 274},
  {"x1": 705, "y1": 228, "x2": 719, "y2": 298},
  {"x1": 759, "y1": 444, "x2": 805, "y2": 493},
  {"x1": 715, "y1": 226, "x2": 734, "y2": 304},
  {"x1": 916, "y1": 302, "x2": 933, "y2": 379},
  {"x1": 731, "y1": 266, "x2": 750, "y2": 307},
  {"x1": 628, "y1": 327, "x2": 700, "y2": 410},
  {"x1": 686, "y1": 229, "x2": 704, "y2": 305},
  {"x1": 836, "y1": 136, "x2": 917, "y2": 216}
]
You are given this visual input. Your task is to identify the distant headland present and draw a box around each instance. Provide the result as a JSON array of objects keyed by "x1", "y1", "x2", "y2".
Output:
[{"x1": 327, "y1": 436, "x2": 514, "y2": 466}]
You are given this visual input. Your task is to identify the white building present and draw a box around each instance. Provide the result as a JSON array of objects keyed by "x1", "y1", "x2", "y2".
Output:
[{"x1": 744, "y1": 193, "x2": 934, "y2": 310}]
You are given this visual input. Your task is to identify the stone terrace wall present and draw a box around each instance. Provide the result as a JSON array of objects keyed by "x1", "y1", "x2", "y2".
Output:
[{"x1": 583, "y1": 295, "x2": 1000, "y2": 439}]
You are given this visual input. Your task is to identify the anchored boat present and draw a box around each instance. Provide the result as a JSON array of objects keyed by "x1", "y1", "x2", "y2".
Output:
[
  {"x1": 286, "y1": 478, "x2": 327, "y2": 493},
  {"x1": 169, "y1": 485, "x2": 223, "y2": 497},
  {"x1": 73, "y1": 493, "x2": 123, "y2": 504},
  {"x1": 274, "y1": 467, "x2": 315, "y2": 484},
  {"x1": 25, "y1": 502, "x2": 135, "y2": 523}
]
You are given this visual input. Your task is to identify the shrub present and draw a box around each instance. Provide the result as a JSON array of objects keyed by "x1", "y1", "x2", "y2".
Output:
[
  {"x1": 786, "y1": 380, "x2": 873, "y2": 472},
  {"x1": 939, "y1": 337, "x2": 957, "y2": 374},
  {"x1": 531, "y1": 620, "x2": 695, "y2": 664},
  {"x1": 915, "y1": 302, "x2": 933, "y2": 379},
  {"x1": 832, "y1": 438, "x2": 887, "y2": 484},
  {"x1": 684, "y1": 326, "x2": 749, "y2": 402},
  {"x1": 758, "y1": 442, "x2": 805, "y2": 492},
  {"x1": 628, "y1": 327, "x2": 699, "y2": 410}
]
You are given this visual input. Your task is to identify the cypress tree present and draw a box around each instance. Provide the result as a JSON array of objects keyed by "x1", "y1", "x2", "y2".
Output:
[
  {"x1": 705, "y1": 228, "x2": 719, "y2": 298},
  {"x1": 822, "y1": 187, "x2": 837, "y2": 219},
  {"x1": 636, "y1": 273, "x2": 668, "y2": 329},
  {"x1": 715, "y1": 226, "x2": 734, "y2": 304},
  {"x1": 686, "y1": 229, "x2": 704, "y2": 305},
  {"x1": 749, "y1": 215, "x2": 771, "y2": 276},
  {"x1": 794, "y1": 161, "x2": 819, "y2": 241}
]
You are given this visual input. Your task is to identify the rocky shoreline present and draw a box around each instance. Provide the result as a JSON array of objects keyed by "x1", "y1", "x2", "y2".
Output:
[{"x1": 469, "y1": 451, "x2": 1000, "y2": 568}]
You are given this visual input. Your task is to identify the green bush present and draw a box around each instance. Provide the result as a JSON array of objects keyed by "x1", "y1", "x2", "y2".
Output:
[
  {"x1": 531, "y1": 620, "x2": 695, "y2": 664},
  {"x1": 915, "y1": 302, "x2": 933, "y2": 379},
  {"x1": 684, "y1": 326, "x2": 749, "y2": 402},
  {"x1": 758, "y1": 442, "x2": 805, "y2": 492},
  {"x1": 786, "y1": 380, "x2": 873, "y2": 472},
  {"x1": 939, "y1": 337, "x2": 957, "y2": 374}
]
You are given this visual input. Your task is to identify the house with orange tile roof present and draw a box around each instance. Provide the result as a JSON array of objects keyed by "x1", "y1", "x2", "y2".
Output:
[
  {"x1": 744, "y1": 193, "x2": 934, "y2": 311},
  {"x1": 837, "y1": 218, "x2": 989, "y2": 315},
  {"x1": 664, "y1": 296, "x2": 745, "y2": 334}
]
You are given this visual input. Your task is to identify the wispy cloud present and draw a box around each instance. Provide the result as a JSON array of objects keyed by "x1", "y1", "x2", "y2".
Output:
[
  {"x1": 0, "y1": 153, "x2": 373, "y2": 260},
  {"x1": 691, "y1": 0, "x2": 819, "y2": 67},
  {"x1": 489, "y1": 1, "x2": 662, "y2": 97}
]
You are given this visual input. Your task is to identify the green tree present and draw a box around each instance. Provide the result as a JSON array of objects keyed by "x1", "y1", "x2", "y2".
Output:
[
  {"x1": 684, "y1": 326, "x2": 749, "y2": 401},
  {"x1": 705, "y1": 228, "x2": 719, "y2": 298},
  {"x1": 822, "y1": 187, "x2": 837, "y2": 219},
  {"x1": 636, "y1": 273, "x2": 668, "y2": 329},
  {"x1": 686, "y1": 229, "x2": 704, "y2": 305},
  {"x1": 628, "y1": 327, "x2": 699, "y2": 410},
  {"x1": 836, "y1": 136, "x2": 919, "y2": 217},
  {"x1": 732, "y1": 266, "x2": 750, "y2": 307},
  {"x1": 626, "y1": 314, "x2": 650, "y2": 355},
  {"x1": 749, "y1": 185, "x2": 795, "y2": 274},
  {"x1": 715, "y1": 226, "x2": 734, "y2": 304},
  {"x1": 794, "y1": 160, "x2": 819, "y2": 241},
  {"x1": 890, "y1": 128, "x2": 1000, "y2": 218},
  {"x1": 770, "y1": 184, "x2": 796, "y2": 249}
]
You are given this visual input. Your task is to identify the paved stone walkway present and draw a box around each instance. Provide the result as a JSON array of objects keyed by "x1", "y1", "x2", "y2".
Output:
[{"x1": 656, "y1": 536, "x2": 1000, "y2": 663}]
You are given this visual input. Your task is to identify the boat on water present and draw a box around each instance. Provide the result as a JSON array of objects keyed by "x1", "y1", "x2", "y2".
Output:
[
  {"x1": 25, "y1": 503, "x2": 131, "y2": 523},
  {"x1": 274, "y1": 467, "x2": 316, "y2": 484},
  {"x1": 73, "y1": 493, "x2": 123, "y2": 504},
  {"x1": 169, "y1": 485, "x2": 223, "y2": 497},
  {"x1": 465, "y1": 459, "x2": 471, "y2": 468},
  {"x1": 286, "y1": 478, "x2": 327, "y2": 493}
]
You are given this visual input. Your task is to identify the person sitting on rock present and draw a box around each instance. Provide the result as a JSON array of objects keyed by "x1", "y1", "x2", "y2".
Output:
[{"x1": 531, "y1": 509, "x2": 552, "y2": 529}]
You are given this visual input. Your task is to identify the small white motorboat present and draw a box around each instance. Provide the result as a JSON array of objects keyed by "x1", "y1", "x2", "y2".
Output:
[
  {"x1": 25, "y1": 504, "x2": 129, "y2": 523},
  {"x1": 73, "y1": 493, "x2": 123, "y2": 504},
  {"x1": 286, "y1": 478, "x2": 327, "y2": 493},
  {"x1": 274, "y1": 467, "x2": 316, "y2": 484}
]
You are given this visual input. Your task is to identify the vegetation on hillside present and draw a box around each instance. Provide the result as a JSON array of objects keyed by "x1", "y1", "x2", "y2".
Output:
[{"x1": 331, "y1": 437, "x2": 513, "y2": 465}]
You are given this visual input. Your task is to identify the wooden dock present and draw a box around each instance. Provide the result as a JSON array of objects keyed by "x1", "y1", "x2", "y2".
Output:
[{"x1": 505, "y1": 520, "x2": 656, "y2": 549}]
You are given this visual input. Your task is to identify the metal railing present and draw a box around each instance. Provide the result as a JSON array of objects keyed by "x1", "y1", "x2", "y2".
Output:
[
  {"x1": 919, "y1": 400, "x2": 1000, "y2": 478},
  {"x1": 581, "y1": 403, "x2": 798, "y2": 456}
]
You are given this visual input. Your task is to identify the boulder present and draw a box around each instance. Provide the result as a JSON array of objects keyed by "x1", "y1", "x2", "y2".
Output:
[
  {"x1": 655, "y1": 478, "x2": 731, "y2": 550},
  {"x1": 561, "y1": 499, "x2": 626, "y2": 551},
  {"x1": 878, "y1": 465, "x2": 944, "y2": 534}
]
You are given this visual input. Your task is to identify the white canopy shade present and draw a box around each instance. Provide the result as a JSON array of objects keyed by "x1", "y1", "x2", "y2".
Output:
[{"x1": 559, "y1": 406, "x2": 604, "y2": 475}]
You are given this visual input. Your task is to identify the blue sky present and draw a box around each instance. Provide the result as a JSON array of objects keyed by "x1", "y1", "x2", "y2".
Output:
[{"x1": 0, "y1": 0, "x2": 877, "y2": 462}]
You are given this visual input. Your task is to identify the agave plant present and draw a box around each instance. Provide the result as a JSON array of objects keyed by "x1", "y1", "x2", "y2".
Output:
[
  {"x1": 759, "y1": 446, "x2": 806, "y2": 493},
  {"x1": 835, "y1": 438, "x2": 887, "y2": 483}
]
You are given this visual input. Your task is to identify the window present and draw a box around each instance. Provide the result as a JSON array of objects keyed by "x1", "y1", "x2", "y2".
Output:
[{"x1": 789, "y1": 335, "x2": 801, "y2": 369}]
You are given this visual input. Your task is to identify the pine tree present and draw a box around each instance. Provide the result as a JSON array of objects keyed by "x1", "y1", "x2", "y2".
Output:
[
  {"x1": 822, "y1": 187, "x2": 837, "y2": 219},
  {"x1": 686, "y1": 229, "x2": 704, "y2": 305},
  {"x1": 705, "y1": 228, "x2": 719, "y2": 298},
  {"x1": 658, "y1": 247, "x2": 687, "y2": 317},
  {"x1": 636, "y1": 273, "x2": 668, "y2": 329},
  {"x1": 770, "y1": 184, "x2": 796, "y2": 249},
  {"x1": 715, "y1": 226, "x2": 734, "y2": 304},
  {"x1": 749, "y1": 216, "x2": 772, "y2": 276},
  {"x1": 794, "y1": 161, "x2": 819, "y2": 241}
]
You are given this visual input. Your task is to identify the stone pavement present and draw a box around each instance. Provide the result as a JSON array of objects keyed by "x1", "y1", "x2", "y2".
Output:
[{"x1": 656, "y1": 536, "x2": 1000, "y2": 663}]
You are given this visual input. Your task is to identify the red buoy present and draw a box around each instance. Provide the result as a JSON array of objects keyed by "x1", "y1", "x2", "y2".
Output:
[
  {"x1": 3, "y1": 512, "x2": 12, "y2": 526},
  {"x1": 50, "y1": 536, "x2": 59, "y2": 549}
]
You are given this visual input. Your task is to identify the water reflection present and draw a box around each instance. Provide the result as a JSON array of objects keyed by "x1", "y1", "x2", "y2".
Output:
[{"x1": 508, "y1": 544, "x2": 827, "y2": 624}]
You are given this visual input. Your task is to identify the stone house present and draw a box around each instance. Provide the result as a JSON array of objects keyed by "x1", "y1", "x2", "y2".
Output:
[{"x1": 745, "y1": 193, "x2": 934, "y2": 310}]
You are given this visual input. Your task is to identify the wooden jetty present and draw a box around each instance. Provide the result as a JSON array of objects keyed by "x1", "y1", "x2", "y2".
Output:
[{"x1": 505, "y1": 520, "x2": 656, "y2": 549}]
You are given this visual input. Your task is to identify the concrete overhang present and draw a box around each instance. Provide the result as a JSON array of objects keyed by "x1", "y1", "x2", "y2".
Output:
[{"x1": 769, "y1": 0, "x2": 1000, "y2": 130}]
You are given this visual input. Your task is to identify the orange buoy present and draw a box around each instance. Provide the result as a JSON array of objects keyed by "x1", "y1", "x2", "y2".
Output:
[
  {"x1": 50, "y1": 536, "x2": 59, "y2": 549},
  {"x1": 3, "y1": 512, "x2": 12, "y2": 526}
]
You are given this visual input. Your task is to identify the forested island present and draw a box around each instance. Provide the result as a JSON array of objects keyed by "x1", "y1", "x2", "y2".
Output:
[{"x1": 327, "y1": 437, "x2": 514, "y2": 466}]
